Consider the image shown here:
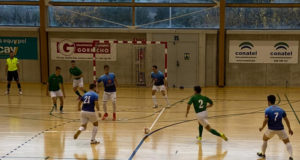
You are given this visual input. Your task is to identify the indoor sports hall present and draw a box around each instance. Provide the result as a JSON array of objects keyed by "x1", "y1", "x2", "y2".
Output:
[{"x1": 0, "y1": 0, "x2": 299, "y2": 160}]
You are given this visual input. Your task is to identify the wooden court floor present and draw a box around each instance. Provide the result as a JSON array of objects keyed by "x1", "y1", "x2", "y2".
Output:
[{"x1": 0, "y1": 83, "x2": 299, "y2": 160}]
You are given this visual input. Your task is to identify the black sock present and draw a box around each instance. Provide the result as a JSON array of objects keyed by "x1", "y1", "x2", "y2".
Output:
[
  {"x1": 7, "y1": 84, "x2": 11, "y2": 91},
  {"x1": 75, "y1": 90, "x2": 82, "y2": 97},
  {"x1": 60, "y1": 106, "x2": 63, "y2": 111},
  {"x1": 17, "y1": 83, "x2": 21, "y2": 90}
]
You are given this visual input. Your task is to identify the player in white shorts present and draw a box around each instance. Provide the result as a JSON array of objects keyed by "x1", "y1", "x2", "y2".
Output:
[
  {"x1": 74, "y1": 83, "x2": 101, "y2": 144},
  {"x1": 46, "y1": 66, "x2": 66, "y2": 114},
  {"x1": 69, "y1": 60, "x2": 86, "y2": 99},
  {"x1": 97, "y1": 65, "x2": 118, "y2": 121},
  {"x1": 257, "y1": 95, "x2": 294, "y2": 160},
  {"x1": 151, "y1": 65, "x2": 170, "y2": 108}
]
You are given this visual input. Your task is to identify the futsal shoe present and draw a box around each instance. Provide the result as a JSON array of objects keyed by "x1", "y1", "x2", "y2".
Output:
[
  {"x1": 153, "y1": 104, "x2": 158, "y2": 108},
  {"x1": 19, "y1": 90, "x2": 23, "y2": 95},
  {"x1": 221, "y1": 133, "x2": 228, "y2": 141},
  {"x1": 90, "y1": 139, "x2": 100, "y2": 144},
  {"x1": 73, "y1": 130, "x2": 81, "y2": 140},
  {"x1": 113, "y1": 113, "x2": 116, "y2": 121},
  {"x1": 257, "y1": 152, "x2": 266, "y2": 158},
  {"x1": 289, "y1": 157, "x2": 293, "y2": 160},
  {"x1": 102, "y1": 113, "x2": 108, "y2": 120},
  {"x1": 196, "y1": 136, "x2": 202, "y2": 141},
  {"x1": 4, "y1": 91, "x2": 9, "y2": 95},
  {"x1": 166, "y1": 104, "x2": 171, "y2": 108},
  {"x1": 59, "y1": 106, "x2": 64, "y2": 114}
]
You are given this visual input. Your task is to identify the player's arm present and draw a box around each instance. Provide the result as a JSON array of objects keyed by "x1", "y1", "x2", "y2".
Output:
[
  {"x1": 164, "y1": 78, "x2": 168, "y2": 89},
  {"x1": 114, "y1": 78, "x2": 118, "y2": 88},
  {"x1": 5, "y1": 64, "x2": 8, "y2": 76},
  {"x1": 259, "y1": 116, "x2": 268, "y2": 131},
  {"x1": 77, "y1": 100, "x2": 82, "y2": 111},
  {"x1": 185, "y1": 104, "x2": 191, "y2": 118},
  {"x1": 17, "y1": 63, "x2": 20, "y2": 75},
  {"x1": 207, "y1": 97, "x2": 214, "y2": 108},
  {"x1": 95, "y1": 100, "x2": 101, "y2": 117},
  {"x1": 283, "y1": 116, "x2": 293, "y2": 135}
]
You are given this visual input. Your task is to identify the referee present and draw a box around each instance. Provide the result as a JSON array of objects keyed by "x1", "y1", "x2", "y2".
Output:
[{"x1": 5, "y1": 51, "x2": 22, "y2": 95}]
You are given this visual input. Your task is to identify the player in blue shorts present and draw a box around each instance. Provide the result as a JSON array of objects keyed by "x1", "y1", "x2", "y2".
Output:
[
  {"x1": 257, "y1": 95, "x2": 294, "y2": 160},
  {"x1": 97, "y1": 65, "x2": 118, "y2": 121},
  {"x1": 74, "y1": 83, "x2": 101, "y2": 144},
  {"x1": 151, "y1": 65, "x2": 170, "y2": 108}
]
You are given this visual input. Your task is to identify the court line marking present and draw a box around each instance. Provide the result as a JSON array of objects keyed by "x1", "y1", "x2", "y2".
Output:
[
  {"x1": 128, "y1": 93, "x2": 284, "y2": 160},
  {"x1": 0, "y1": 120, "x2": 76, "y2": 160},
  {"x1": 284, "y1": 94, "x2": 300, "y2": 124}
]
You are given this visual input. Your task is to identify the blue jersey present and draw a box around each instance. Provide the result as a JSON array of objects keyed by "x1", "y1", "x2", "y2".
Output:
[
  {"x1": 81, "y1": 91, "x2": 99, "y2": 112},
  {"x1": 265, "y1": 105, "x2": 286, "y2": 130},
  {"x1": 97, "y1": 73, "x2": 116, "y2": 92},
  {"x1": 151, "y1": 71, "x2": 165, "y2": 86}
]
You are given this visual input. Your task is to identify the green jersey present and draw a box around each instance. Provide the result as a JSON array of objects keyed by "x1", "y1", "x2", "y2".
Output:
[
  {"x1": 69, "y1": 67, "x2": 82, "y2": 78},
  {"x1": 188, "y1": 94, "x2": 213, "y2": 113},
  {"x1": 48, "y1": 74, "x2": 63, "y2": 91}
]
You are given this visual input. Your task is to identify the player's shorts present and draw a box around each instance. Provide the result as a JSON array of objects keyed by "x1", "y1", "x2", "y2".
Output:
[
  {"x1": 7, "y1": 71, "x2": 19, "y2": 81},
  {"x1": 264, "y1": 129, "x2": 288, "y2": 140},
  {"x1": 103, "y1": 91, "x2": 116, "y2": 102},
  {"x1": 152, "y1": 85, "x2": 166, "y2": 92},
  {"x1": 80, "y1": 111, "x2": 98, "y2": 124},
  {"x1": 50, "y1": 89, "x2": 63, "y2": 98},
  {"x1": 73, "y1": 77, "x2": 84, "y2": 88},
  {"x1": 196, "y1": 111, "x2": 209, "y2": 127}
]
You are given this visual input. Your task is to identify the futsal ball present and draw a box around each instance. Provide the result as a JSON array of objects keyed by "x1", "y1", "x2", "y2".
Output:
[{"x1": 144, "y1": 128, "x2": 150, "y2": 134}]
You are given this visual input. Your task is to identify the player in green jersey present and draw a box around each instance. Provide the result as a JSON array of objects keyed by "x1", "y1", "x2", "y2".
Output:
[
  {"x1": 69, "y1": 60, "x2": 86, "y2": 99},
  {"x1": 186, "y1": 86, "x2": 228, "y2": 142},
  {"x1": 47, "y1": 66, "x2": 66, "y2": 114}
]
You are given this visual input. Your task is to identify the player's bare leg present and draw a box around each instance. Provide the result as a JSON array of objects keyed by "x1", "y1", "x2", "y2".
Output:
[
  {"x1": 58, "y1": 96, "x2": 64, "y2": 114},
  {"x1": 205, "y1": 125, "x2": 228, "y2": 141},
  {"x1": 74, "y1": 124, "x2": 87, "y2": 140},
  {"x1": 283, "y1": 138, "x2": 293, "y2": 160},
  {"x1": 152, "y1": 90, "x2": 158, "y2": 108},
  {"x1": 257, "y1": 134, "x2": 269, "y2": 158},
  {"x1": 50, "y1": 97, "x2": 57, "y2": 115},
  {"x1": 90, "y1": 121, "x2": 100, "y2": 144},
  {"x1": 161, "y1": 90, "x2": 170, "y2": 108},
  {"x1": 102, "y1": 101, "x2": 108, "y2": 120}
]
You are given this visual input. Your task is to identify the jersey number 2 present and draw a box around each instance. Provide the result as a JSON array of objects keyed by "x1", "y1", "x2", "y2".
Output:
[
  {"x1": 198, "y1": 100, "x2": 204, "y2": 109},
  {"x1": 83, "y1": 96, "x2": 91, "y2": 104},
  {"x1": 274, "y1": 112, "x2": 279, "y2": 122}
]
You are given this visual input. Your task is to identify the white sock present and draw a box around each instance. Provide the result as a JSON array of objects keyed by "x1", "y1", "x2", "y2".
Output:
[
  {"x1": 103, "y1": 102, "x2": 107, "y2": 113},
  {"x1": 91, "y1": 126, "x2": 98, "y2": 140},
  {"x1": 79, "y1": 126, "x2": 85, "y2": 131},
  {"x1": 262, "y1": 141, "x2": 267, "y2": 154},
  {"x1": 152, "y1": 95, "x2": 158, "y2": 105},
  {"x1": 164, "y1": 95, "x2": 170, "y2": 105},
  {"x1": 112, "y1": 101, "x2": 116, "y2": 113},
  {"x1": 286, "y1": 142, "x2": 293, "y2": 158}
]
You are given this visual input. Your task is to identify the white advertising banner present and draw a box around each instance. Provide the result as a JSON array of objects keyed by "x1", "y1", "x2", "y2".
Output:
[
  {"x1": 50, "y1": 38, "x2": 117, "y2": 61},
  {"x1": 229, "y1": 40, "x2": 298, "y2": 64}
]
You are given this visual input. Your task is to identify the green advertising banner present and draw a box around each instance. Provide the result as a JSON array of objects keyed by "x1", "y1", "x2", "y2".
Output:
[{"x1": 0, "y1": 37, "x2": 38, "y2": 60}]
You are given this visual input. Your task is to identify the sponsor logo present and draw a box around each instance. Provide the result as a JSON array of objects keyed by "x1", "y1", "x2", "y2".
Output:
[
  {"x1": 57, "y1": 39, "x2": 111, "y2": 56},
  {"x1": 235, "y1": 42, "x2": 257, "y2": 56},
  {"x1": 271, "y1": 42, "x2": 292, "y2": 56}
]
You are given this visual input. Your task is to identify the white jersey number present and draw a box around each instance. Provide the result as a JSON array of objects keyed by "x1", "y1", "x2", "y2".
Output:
[
  {"x1": 274, "y1": 112, "x2": 279, "y2": 122},
  {"x1": 198, "y1": 100, "x2": 204, "y2": 109},
  {"x1": 83, "y1": 96, "x2": 91, "y2": 104}
]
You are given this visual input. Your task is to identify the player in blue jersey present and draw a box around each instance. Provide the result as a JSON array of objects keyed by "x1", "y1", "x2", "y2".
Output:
[
  {"x1": 97, "y1": 65, "x2": 118, "y2": 121},
  {"x1": 257, "y1": 95, "x2": 294, "y2": 160},
  {"x1": 74, "y1": 83, "x2": 101, "y2": 144},
  {"x1": 151, "y1": 65, "x2": 170, "y2": 108}
]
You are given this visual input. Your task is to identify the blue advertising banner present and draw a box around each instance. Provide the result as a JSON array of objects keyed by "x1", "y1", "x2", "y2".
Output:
[{"x1": 0, "y1": 37, "x2": 38, "y2": 60}]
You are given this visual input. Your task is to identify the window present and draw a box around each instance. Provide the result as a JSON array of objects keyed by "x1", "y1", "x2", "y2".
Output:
[
  {"x1": 50, "y1": 0, "x2": 130, "y2": 2},
  {"x1": 136, "y1": 0, "x2": 215, "y2": 3},
  {"x1": 226, "y1": 8, "x2": 300, "y2": 29},
  {"x1": 227, "y1": 0, "x2": 300, "y2": 3},
  {"x1": 0, "y1": 5, "x2": 39, "y2": 26},
  {"x1": 48, "y1": 6, "x2": 132, "y2": 28},
  {"x1": 135, "y1": 7, "x2": 219, "y2": 28}
]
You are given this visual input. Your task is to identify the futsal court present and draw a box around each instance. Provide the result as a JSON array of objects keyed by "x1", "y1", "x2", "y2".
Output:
[{"x1": 0, "y1": 84, "x2": 298, "y2": 160}]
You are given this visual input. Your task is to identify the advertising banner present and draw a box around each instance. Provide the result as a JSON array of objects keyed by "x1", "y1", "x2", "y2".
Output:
[
  {"x1": 229, "y1": 41, "x2": 298, "y2": 64},
  {"x1": 50, "y1": 38, "x2": 117, "y2": 61}
]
